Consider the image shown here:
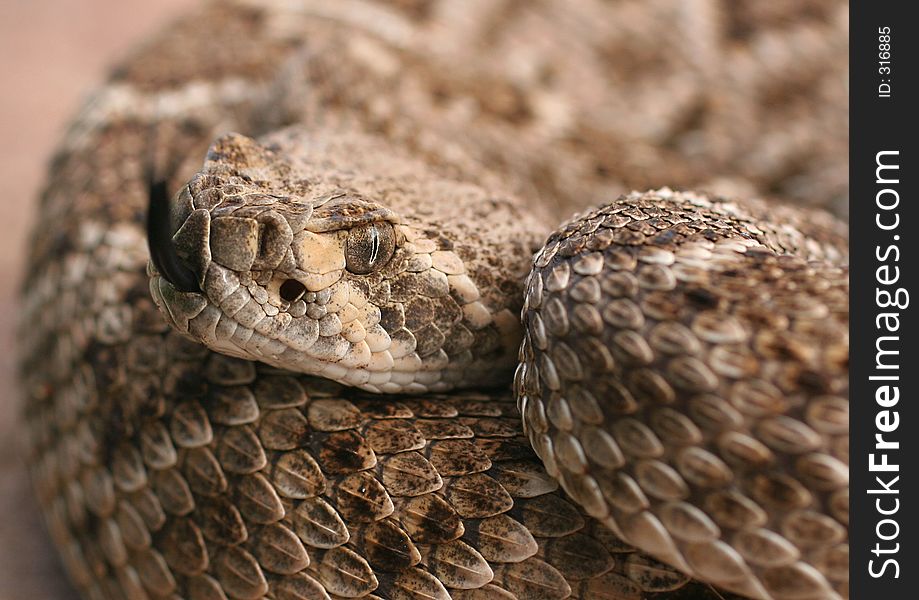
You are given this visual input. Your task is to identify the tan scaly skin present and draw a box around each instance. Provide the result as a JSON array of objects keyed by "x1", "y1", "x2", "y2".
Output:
[{"x1": 19, "y1": 1, "x2": 848, "y2": 599}]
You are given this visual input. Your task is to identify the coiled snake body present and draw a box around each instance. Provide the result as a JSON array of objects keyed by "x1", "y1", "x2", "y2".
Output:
[{"x1": 18, "y1": 2, "x2": 849, "y2": 600}]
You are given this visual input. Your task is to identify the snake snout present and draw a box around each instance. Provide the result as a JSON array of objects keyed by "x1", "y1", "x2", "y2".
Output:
[{"x1": 147, "y1": 177, "x2": 204, "y2": 293}]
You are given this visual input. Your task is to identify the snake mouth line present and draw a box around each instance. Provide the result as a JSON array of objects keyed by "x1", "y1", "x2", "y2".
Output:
[
  {"x1": 147, "y1": 176, "x2": 202, "y2": 294},
  {"x1": 149, "y1": 276, "x2": 441, "y2": 390}
]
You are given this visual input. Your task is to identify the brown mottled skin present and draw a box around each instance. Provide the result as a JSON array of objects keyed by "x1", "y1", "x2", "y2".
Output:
[{"x1": 18, "y1": 1, "x2": 847, "y2": 599}]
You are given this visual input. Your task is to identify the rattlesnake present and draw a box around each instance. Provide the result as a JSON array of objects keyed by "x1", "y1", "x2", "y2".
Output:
[{"x1": 18, "y1": 2, "x2": 849, "y2": 600}]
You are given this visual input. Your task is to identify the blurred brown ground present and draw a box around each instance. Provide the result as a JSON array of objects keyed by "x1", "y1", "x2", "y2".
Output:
[{"x1": 0, "y1": 2, "x2": 186, "y2": 597}]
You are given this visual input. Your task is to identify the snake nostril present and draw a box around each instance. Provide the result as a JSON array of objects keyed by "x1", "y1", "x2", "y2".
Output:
[{"x1": 279, "y1": 279, "x2": 307, "y2": 303}]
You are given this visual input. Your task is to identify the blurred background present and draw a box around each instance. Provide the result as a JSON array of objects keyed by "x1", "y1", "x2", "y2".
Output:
[{"x1": 0, "y1": 3, "x2": 185, "y2": 597}]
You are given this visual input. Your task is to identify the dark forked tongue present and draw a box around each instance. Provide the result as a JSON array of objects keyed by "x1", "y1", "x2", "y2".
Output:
[{"x1": 146, "y1": 176, "x2": 202, "y2": 294}]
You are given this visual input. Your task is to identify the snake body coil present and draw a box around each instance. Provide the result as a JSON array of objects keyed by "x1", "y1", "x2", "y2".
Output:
[{"x1": 18, "y1": 2, "x2": 849, "y2": 599}]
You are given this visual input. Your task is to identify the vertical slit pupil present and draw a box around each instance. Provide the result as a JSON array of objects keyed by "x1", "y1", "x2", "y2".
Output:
[
  {"x1": 279, "y1": 279, "x2": 306, "y2": 302},
  {"x1": 368, "y1": 227, "x2": 380, "y2": 266}
]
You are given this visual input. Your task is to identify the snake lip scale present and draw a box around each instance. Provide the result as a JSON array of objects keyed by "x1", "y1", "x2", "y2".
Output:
[{"x1": 18, "y1": 2, "x2": 849, "y2": 600}]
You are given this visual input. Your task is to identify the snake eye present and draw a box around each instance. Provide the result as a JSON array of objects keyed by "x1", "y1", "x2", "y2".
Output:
[
  {"x1": 279, "y1": 279, "x2": 306, "y2": 303},
  {"x1": 345, "y1": 222, "x2": 396, "y2": 275}
]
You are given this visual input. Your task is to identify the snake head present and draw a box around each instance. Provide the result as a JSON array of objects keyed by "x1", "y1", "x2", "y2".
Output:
[{"x1": 148, "y1": 131, "x2": 546, "y2": 393}]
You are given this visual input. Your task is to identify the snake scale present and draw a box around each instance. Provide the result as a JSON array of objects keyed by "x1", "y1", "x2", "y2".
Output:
[{"x1": 18, "y1": 1, "x2": 849, "y2": 600}]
